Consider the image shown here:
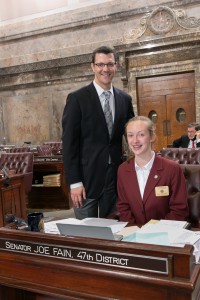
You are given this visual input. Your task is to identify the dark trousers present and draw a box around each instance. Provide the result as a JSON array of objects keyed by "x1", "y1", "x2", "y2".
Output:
[{"x1": 73, "y1": 164, "x2": 117, "y2": 219}]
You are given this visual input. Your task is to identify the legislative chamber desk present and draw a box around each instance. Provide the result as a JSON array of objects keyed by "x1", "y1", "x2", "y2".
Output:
[
  {"x1": 0, "y1": 229, "x2": 199, "y2": 300},
  {"x1": 0, "y1": 175, "x2": 26, "y2": 227}
]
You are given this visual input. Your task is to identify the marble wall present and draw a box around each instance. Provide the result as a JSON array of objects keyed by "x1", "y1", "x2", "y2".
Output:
[{"x1": 0, "y1": 0, "x2": 199, "y2": 144}]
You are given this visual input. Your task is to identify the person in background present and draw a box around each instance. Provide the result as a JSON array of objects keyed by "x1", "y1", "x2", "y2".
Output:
[
  {"x1": 117, "y1": 116, "x2": 189, "y2": 225},
  {"x1": 172, "y1": 122, "x2": 200, "y2": 148},
  {"x1": 62, "y1": 46, "x2": 134, "y2": 219}
]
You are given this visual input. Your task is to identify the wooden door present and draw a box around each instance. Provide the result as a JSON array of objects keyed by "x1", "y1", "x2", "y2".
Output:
[
  {"x1": 166, "y1": 93, "x2": 195, "y2": 145},
  {"x1": 139, "y1": 95, "x2": 167, "y2": 151},
  {"x1": 137, "y1": 72, "x2": 195, "y2": 151}
]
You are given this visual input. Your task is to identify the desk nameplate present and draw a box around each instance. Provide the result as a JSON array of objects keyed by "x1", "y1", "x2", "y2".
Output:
[
  {"x1": 0, "y1": 238, "x2": 169, "y2": 275},
  {"x1": 34, "y1": 157, "x2": 62, "y2": 162}
]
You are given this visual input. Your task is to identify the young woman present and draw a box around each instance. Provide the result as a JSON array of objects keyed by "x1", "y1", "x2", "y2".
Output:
[{"x1": 117, "y1": 116, "x2": 189, "y2": 225}]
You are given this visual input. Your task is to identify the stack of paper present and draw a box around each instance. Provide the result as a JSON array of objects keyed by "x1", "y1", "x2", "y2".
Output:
[
  {"x1": 43, "y1": 173, "x2": 61, "y2": 187},
  {"x1": 123, "y1": 220, "x2": 198, "y2": 246}
]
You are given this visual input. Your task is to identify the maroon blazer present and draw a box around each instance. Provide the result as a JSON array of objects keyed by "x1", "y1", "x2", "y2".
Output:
[{"x1": 117, "y1": 154, "x2": 189, "y2": 225}]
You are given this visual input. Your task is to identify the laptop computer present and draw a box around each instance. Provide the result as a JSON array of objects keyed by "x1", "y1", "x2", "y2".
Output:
[{"x1": 56, "y1": 223, "x2": 123, "y2": 241}]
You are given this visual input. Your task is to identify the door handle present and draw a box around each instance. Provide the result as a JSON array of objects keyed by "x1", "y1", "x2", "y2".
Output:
[
  {"x1": 166, "y1": 120, "x2": 171, "y2": 136},
  {"x1": 163, "y1": 120, "x2": 171, "y2": 136},
  {"x1": 163, "y1": 120, "x2": 167, "y2": 136}
]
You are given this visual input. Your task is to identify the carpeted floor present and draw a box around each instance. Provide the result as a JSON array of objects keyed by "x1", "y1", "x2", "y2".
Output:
[{"x1": 28, "y1": 208, "x2": 75, "y2": 221}]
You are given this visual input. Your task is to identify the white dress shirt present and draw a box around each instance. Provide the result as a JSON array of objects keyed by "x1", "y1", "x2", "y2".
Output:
[
  {"x1": 188, "y1": 139, "x2": 200, "y2": 148},
  {"x1": 135, "y1": 152, "x2": 155, "y2": 199},
  {"x1": 93, "y1": 80, "x2": 115, "y2": 121}
]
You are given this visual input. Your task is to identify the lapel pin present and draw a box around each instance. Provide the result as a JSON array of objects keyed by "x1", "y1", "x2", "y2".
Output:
[{"x1": 154, "y1": 175, "x2": 158, "y2": 179}]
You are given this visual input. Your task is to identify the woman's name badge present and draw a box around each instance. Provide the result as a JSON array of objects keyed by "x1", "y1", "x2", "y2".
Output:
[{"x1": 155, "y1": 186, "x2": 169, "y2": 196}]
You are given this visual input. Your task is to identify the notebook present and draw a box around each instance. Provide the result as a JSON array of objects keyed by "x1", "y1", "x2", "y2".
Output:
[{"x1": 56, "y1": 223, "x2": 123, "y2": 241}]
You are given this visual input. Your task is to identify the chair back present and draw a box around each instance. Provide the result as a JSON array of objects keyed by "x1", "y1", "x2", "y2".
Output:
[
  {"x1": 160, "y1": 148, "x2": 200, "y2": 164},
  {"x1": 180, "y1": 165, "x2": 200, "y2": 227},
  {"x1": 37, "y1": 145, "x2": 53, "y2": 156},
  {"x1": 43, "y1": 142, "x2": 62, "y2": 155},
  {"x1": 4, "y1": 147, "x2": 31, "y2": 153},
  {"x1": 0, "y1": 152, "x2": 33, "y2": 193}
]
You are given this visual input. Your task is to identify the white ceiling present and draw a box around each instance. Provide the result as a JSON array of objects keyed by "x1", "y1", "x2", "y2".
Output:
[
  {"x1": 0, "y1": 0, "x2": 110, "y2": 23},
  {"x1": 0, "y1": 0, "x2": 70, "y2": 22}
]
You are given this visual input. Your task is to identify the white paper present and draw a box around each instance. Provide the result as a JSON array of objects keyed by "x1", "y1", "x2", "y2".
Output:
[
  {"x1": 159, "y1": 219, "x2": 189, "y2": 228},
  {"x1": 44, "y1": 218, "x2": 81, "y2": 234},
  {"x1": 139, "y1": 223, "x2": 199, "y2": 245},
  {"x1": 118, "y1": 226, "x2": 140, "y2": 237},
  {"x1": 82, "y1": 218, "x2": 118, "y2": 225}
]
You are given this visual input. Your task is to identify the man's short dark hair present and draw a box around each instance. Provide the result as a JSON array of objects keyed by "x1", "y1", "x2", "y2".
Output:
[
  {"x1": 188, "y1": 122, "x2": 199, "y2": 129},
  {"x1": 91, "y1": 46, "x2": 117, "y2": 63},
  {"x1": 195, "y1": 124, "x2": 200, "y2": 131}
]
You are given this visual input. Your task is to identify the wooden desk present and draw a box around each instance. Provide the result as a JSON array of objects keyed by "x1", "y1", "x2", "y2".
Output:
[
  {"x1": 0, "y1": 228, "x2": 199, "y2": 300},
  {"x1": 0, "y1": 175, "x2": 26, "y2": 226},
  {"x1": 28, "y1": 160, "x2": 70, "y2": 209}
]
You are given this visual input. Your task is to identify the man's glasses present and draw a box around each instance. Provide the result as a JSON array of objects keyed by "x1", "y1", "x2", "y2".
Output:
[{"x1": 94, "y1": 62, "x2": 116, "y2": 68}]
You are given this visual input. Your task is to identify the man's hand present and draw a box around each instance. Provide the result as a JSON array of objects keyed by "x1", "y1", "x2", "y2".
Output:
[{"x1": 70, "y1": 186, "x2": 86, "y2": 208}]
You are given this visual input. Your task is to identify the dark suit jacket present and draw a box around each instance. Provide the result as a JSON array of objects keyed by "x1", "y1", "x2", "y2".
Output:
[
  {"x1": 172, "y1": 134, "x2": 200, "y2": 148},
  {"x1": 117, "y1": 155, "x2": 189, "y2": 225},
  {"x1": 62, "y1": 82, "x2": 134, "y2": 198}
]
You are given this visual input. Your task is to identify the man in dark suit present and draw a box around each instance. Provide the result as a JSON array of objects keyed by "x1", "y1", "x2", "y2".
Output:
[
  {"x1": 62, "y1": 46, "x2": 134, "y2": 219},
  {"x1": 172, "y1": 122, "x2": 200, "y2": 148}
]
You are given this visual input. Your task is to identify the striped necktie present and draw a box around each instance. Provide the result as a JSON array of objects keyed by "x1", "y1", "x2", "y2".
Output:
[
  {"x1": 192, "y1": 140, "x2": 195, "y2": 148},
  {"x1": 103, "y1": 91, "x2": 113, "y2": 137}
]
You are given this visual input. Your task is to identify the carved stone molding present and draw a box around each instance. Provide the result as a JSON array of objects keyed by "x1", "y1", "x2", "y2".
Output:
[
  {"x1": 0, "y1": 53, "x2": 91, "y2": 76},
  {"x1": 128, "y1": 45, "x2": 200, "y2": 69},
  {"x1": 123, "y1": 16, "x2": 148, "y2": 42},
  {"x1": 123, "y1": 6, "x2": 200, "y2": 42},
  {"x1": 175, "y1": 9, "x2": 200, "y2": 29},
  {"x1": 148, "y1": 6, "x2": 175, "y2": 35},
  {"x1": 118, "y1": 52, "x2": 127, "y2": 82}
]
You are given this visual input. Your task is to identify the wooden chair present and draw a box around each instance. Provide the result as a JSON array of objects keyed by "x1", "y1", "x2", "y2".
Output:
[
  {"x1": 37, "y1": 145, "x2": 53, "y2": 156},
  {"x1": 43, "y1": 141, "x2": 62, "y2": 155},
  {"x1": 4, "y1": 147, "x2": 31, "y2": 153},
  {"x1": 0, "y1": 152, "x2": 34, "y2": 194},
  {"x1": 160, "y1": 148, "x2": 200, "y2": 164}
]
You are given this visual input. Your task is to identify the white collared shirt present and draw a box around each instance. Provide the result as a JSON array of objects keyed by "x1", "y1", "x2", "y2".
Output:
[
  {"x1": 135, "y1": 152, "x2": 155, "y2": 199},
  {"x1": 93, "y1": 80, "x2": 115, "y2": 121},
  {"x1": 188, "y1": 139, "x2": 200, "y2": 148}
]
